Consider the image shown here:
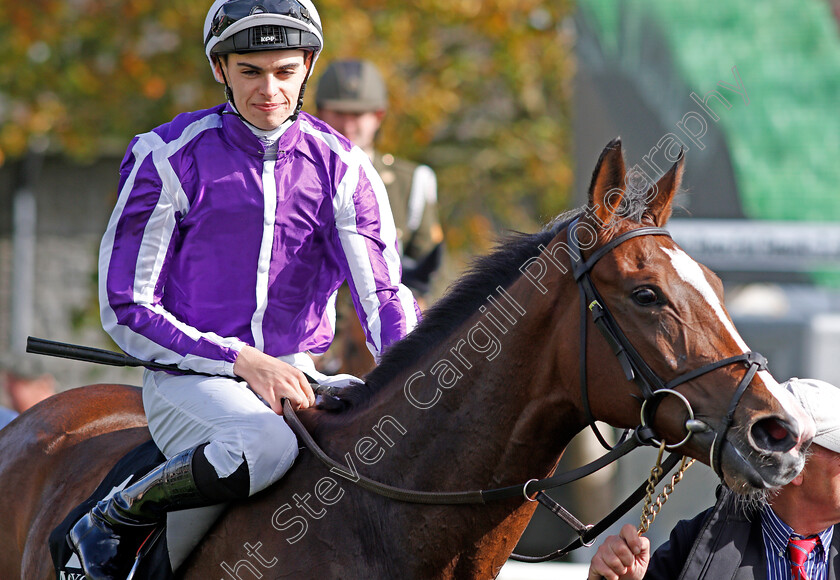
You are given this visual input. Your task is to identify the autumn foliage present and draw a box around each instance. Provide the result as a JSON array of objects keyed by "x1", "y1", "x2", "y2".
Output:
[{"x1": 1, "y1": 0, "x2": 575, "y2": 250}]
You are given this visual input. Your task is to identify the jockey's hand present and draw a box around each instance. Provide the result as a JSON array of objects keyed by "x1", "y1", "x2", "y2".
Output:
[
  {"x1": 233, "y1": 345, "x2": 315, "y2": 415},
  {"x1": 588, "y1": 524, "x2": 650, "y2": 580}
]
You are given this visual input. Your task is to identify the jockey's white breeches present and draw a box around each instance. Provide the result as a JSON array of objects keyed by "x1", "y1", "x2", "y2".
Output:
[{"x1": 142, "y1": 353, "x2": 359, "y2": 496}]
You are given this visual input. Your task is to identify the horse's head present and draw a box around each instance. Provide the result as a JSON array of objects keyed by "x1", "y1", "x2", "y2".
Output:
[{"x1": 577, "y1": 138, "x2": 814, "y2": 493}]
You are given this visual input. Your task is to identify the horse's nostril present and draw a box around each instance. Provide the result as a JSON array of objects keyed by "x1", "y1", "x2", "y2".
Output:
[
  {"x1": 751, "y1": 417, "x2": 795, "y2": 453},
  {"x1": 765, "y1": 420, "x2": 788, "y2": 441}
]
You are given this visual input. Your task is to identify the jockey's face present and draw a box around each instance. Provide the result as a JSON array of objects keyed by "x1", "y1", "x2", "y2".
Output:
[{"x1": 215, "y1": 49, "x2": 310, "y2": 130}]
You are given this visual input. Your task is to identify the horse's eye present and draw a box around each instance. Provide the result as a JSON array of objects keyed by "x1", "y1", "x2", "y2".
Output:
[{"x1": 632, "y1": 287, "x2": 659, "y2": 306}]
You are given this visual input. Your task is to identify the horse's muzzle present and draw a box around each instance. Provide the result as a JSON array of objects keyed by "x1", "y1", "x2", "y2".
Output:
[{"x1": 716, "y1": 410, "x2": 814, "y2": 492}]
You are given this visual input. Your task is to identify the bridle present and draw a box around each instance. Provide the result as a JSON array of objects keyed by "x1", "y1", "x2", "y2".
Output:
[
  {"x1": 280, "y1": 215, "x2": 770, "y2": 561},
  {"x1": 566, "y1": 217, "x2": 768, "y2": 478}
]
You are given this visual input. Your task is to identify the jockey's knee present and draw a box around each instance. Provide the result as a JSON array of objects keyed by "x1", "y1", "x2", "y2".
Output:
[
  {"x1": 241, "y1": 414, "x2": 299, "y2": 494},
  {"x1": 197, "y1": 414, "x2": 299, "y2": 496}
]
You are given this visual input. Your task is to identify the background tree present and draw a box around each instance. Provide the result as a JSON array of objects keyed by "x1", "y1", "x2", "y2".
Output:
[{"x1": 0, "y1": 0, "x2": 575, "y2": 255}]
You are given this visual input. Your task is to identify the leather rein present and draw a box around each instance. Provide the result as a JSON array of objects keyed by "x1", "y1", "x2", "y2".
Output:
[{"x1": 285, "y1": 217, "x2": 769, "y2": 562}]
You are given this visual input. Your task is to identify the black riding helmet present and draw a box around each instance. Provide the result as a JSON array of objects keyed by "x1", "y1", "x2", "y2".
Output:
[{"x1": 203, "y1": 0, "x2": 324, "y2": 121}]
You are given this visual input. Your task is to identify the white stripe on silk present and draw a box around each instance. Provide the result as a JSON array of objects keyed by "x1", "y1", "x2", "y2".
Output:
[
  {"x1": 299, "y1": 120, "x2": 418, "y2": 353},
  {"x1": 100, "y1": 115, "x2": 244, "y2": 375},
  {"x1": 250, "y1": 154, "x2": 279, "y2": 351}
]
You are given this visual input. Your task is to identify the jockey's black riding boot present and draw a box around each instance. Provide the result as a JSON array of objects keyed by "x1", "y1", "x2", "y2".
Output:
[{"x1": 66, "y1": 446, "x2": 212, "y2": 580}]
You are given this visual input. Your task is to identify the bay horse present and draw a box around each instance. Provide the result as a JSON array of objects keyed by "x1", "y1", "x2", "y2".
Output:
[{"x1": 0, "y1": 139, "x2": 814, "y2": 579}]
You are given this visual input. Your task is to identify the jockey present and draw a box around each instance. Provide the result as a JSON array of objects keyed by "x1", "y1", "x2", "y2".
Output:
[{"x1": 67, "y1": 0, "x2": 419, "y2": 577}]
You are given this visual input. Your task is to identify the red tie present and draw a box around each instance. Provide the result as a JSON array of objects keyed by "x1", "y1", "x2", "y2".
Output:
[{"x1": 788, "y1": 536, "x2": 819, "y2": 580}]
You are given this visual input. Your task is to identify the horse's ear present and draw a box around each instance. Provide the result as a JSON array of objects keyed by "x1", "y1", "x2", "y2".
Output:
[
  {"x1": 644, "y1": 150, "x2": 685, "y2": 226},
  {"x1": 587, "y1": 138, "x2": 627, "y2": 225}
]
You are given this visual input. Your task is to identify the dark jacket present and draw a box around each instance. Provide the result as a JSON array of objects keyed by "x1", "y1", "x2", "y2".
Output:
[{"x1": 645, "y1": 488, "x2": 840, "y2": 580}]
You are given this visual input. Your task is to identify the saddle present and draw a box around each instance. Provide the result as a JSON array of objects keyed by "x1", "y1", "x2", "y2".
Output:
[{"x1": 50, "y1": 439, "x2": 222, "y2": 579}]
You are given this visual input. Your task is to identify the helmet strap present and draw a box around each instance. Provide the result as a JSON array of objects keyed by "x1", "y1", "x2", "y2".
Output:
[
  {"x1": 220, "y1": 84, "x2": 254, "y2": 129},
  {"x1": 216, "y1": 57, "x2": 237, "y2": 109},
  {"x1": 289, "y1": 50, "x2": 315, "y2": 122},
  {"x1": 218, "y1": 58, "x2": 254, "y2": 127},
  {"x1": 290, "y1": 80, "x2": 307, "y2": 122}
]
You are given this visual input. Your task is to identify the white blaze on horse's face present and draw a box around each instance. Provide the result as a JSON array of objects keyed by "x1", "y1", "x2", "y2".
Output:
[
  {"x1": 662, "y1": 246, "x2": 809, "y2": 425},
  {"x1": 662, "y1": 247, "x2": 748, "y2": 352}
]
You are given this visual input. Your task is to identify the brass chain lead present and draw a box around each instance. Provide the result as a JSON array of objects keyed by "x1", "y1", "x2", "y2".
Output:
[{"x1": 638, "y1": 440, "x2": 695, "y2": 535}]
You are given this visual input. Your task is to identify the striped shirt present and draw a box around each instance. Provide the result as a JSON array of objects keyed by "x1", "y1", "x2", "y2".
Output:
[
  {"x1": 762, "y1": 505, "x2": 833, "y2": 580},
  {"x1": 100, "y1": 104, "x2": 418, "y2": 376}
]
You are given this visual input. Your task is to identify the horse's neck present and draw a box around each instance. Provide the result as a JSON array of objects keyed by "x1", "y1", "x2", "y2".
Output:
[
  {"x1": 335, "y1": 274, "x2": 585, "y2": 492},
  {"x1": 293, "y1": 257, "x2": 595, "y2": 575}
]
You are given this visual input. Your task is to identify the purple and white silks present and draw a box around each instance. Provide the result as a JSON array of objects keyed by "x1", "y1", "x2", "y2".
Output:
[{"x1": 99, "y1": 104, "x2": 419, "y2": 376}]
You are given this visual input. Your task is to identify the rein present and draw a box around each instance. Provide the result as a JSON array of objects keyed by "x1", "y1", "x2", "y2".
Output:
[
  {"x1": 285, "y1": 399, "x2": 659, "y2": 505},
  {"x1": 284, "y1": 397, "x2": 683, "y2": 561}
]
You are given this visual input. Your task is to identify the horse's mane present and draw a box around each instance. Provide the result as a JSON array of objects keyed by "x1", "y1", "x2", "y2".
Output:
[{"x1": 320, "y1": 209, "x2": 583, "y2": 413}]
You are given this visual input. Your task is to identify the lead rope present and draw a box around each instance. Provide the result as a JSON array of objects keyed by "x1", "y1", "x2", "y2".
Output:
[{"x1": 638, "y1": 439, "x2": 695, "y2": 535}]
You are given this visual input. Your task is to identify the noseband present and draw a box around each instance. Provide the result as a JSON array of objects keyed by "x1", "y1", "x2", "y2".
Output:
[{"x1": 567, "y1": 217, "x2": 768, "y2": 477}]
